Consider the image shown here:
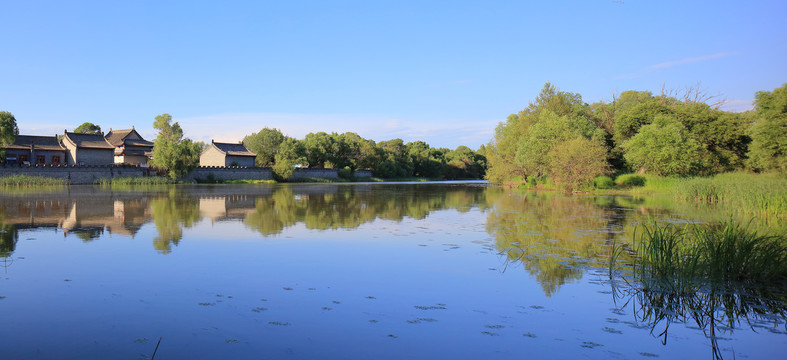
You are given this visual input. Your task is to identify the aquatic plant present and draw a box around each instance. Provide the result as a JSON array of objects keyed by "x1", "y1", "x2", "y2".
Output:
[{"x1": 0, "y1": 175, "x2": 66, "y2": 186}]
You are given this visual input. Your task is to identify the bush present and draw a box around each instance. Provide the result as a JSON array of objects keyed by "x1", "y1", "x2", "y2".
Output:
[
  {"x1": 594, "y1": 176, "x2": 614, "y2": 189},
  {"x1": 337, "y1": 166, "x2": 353, "y2": 180},
  {"x1": 616, "y1": 174, "x2": 646, "y2": 187}
]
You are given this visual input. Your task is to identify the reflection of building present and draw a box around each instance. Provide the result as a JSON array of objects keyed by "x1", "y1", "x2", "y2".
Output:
[
  {"x1": 200, "y1": 140, "x2": 257, "y2": 167},
  {"x1": 62, "y1": 131, "x2": 115, "y2": 165},
  {"x1": 0, "y1": 198, "x2": 150, "y2": 238},
  {"x1": 199, "y1": 196, "x2": 256, "y2": 222},
  {"x1": 105, "y1": 128, "x2": 154, "y2": 166},
  {"x1": 4, "y1": 135, "x2": 67, "y2": 165}
]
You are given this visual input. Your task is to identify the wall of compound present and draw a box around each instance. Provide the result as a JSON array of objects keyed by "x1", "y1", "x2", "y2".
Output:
[{"x1": 0, "y1": 165, "x2": 147, "y2": 184}]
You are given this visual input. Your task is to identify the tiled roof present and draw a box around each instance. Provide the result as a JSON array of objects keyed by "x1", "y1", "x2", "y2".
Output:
[
  {"x1": 64, "y1": 132, "x2": 114, "y2": 149},
  {"x1": 6, "y1": 135, "x2": 66, "y2": 151},
  {"x1": 105, "y1": 129, "x2": 153, "y2": 147},
  {"x1": 211, "y1": 141, "x2": 257, "y2": 157}
]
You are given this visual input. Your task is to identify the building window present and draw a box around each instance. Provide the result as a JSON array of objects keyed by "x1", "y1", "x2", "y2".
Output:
[
  {"x1": 52, "y1": 155, "x2": 61, "y2": 165},
  {"x1": 36, "y1": 155, "x2": 46, "y2": 164}
]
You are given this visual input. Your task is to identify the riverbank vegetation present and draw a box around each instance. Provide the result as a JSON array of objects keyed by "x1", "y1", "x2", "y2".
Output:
[
  {"x1": 0, "y1": 174, "x2": 66, "y2": 186},
  {"x1": 486, "y1": 82, "x2": 787, "y2": 193}
]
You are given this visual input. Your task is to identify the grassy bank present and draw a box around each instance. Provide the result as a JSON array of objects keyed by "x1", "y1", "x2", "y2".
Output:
[
  {"x1": 0, "y1": 174, "x2": 67, "y2": 186},
  {"x1": 95, "y1": 176, "x2": 176, "y2": 185},
  {"x1": 617, "y1": 172, "x2": 787, "y2": 217}
]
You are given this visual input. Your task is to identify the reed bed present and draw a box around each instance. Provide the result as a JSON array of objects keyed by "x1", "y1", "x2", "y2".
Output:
[
  {"x1": 0, "y1": 174, "x2": 67, "y2": 186},
  {"x1": 612, "y1": 220, "x2": 787, "y2": 292},
  {"x1": 95, "y1": 176, "x2": 175, "y2": 185}
]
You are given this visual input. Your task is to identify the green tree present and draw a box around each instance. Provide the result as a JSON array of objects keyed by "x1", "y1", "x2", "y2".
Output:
[
  {"x1": 150, "y1": 113, "x2": 204, "y2": 179},
  {"x1": 73, "y1": 122, "x2": 102, "y2": 135},
  {"x1": 549, "y1": 137, "x2": 610, "y2": 192},
  {"x1": 243, "y1": 127, "x2": 285, "y2": 167},
  {"x1": 748, "y1": 83, "x2": 787, "y2": 172},
  {"x1": 272, "y1": 138, "x2": 306, "y2": 180},
  {"x1": 0, "y1": 111, "x2": 19, "y2": 161},
  {"x1": 622, "y1": 115, "x2": 705, "y2": 176}
]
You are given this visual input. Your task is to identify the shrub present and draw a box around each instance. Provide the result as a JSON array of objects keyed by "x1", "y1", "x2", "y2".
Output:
[
  {"x1": 616, "y1": 174, "x2": 646, "y2": 187},
  {"x1": 337, "y1": 166, "x2": 353, "y2": 180},
  {"x1": 594, "y1": 176, "x2": 614, "y2": 189}
]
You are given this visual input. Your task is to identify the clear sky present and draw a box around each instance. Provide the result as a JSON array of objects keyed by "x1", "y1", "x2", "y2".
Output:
[{"x1": 2, "y1": 0, "x2": 785, "y2": 149}]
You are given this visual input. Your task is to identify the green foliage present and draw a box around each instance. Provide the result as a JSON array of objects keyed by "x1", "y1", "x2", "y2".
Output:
[
  {"x1": 615, "y1": 174, "x2": 646, "y2": 186},
  {"x1": 150, "y1": 114, "x2": 204, "y2": 180},
  {"x1": 243, "y1": 127, "x2": 285, "y2": 167},
  {"x1": 272, "y1": 138, "x2": 305, "y2": 180},
  {"x1": 616, "y1": 220, "x2": 787, "y2": 290},
  {"x1": 671, "y1": 172, "x2": 787, "y2": 217},
  {"x1": 0, "y1": 111, "x2": 19, "y2": 161},
  {"x1": 747, "y1": 83, "x2": 787, "y2": 172},
  {"x1": 73, "y1": 122, "x2": 102, "y2": 135},
  {"x1": 549, "y1": 136, "x2": 610, "y2": 192},
  {"x1": 0, "y1": 175, "x2": 66, "y2": 186},
  {"x1": 622, "y1": 115, "x2": 705, "y2": 175},
  {"x1": 94, "y1": 176, "x2": 175, "y2": 186},
  {"x1": 336, "y1": 166, "x2": 353, "y2": 180},
  {"x1": 593, "y1": 176, "x2": 614, "y2": 189}
]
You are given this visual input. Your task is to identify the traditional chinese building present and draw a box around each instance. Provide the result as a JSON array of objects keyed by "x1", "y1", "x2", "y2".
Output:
[
  {"x1": 105, "y1": 128, "x2": 154, "y2": 166},
  {"x1": 200, "y1": 140, "x2": 257, "y2": 167}
]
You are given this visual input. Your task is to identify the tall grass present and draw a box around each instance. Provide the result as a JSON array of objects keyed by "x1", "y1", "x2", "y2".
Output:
[
  {"x1": 672, "y1": 172, "x2": 787, "y2": 217},
  {"x1": 0, "y1": 174, "x2": 66, "y2": 186},
  {"x1": 95, "y1": 176, "x2": 175, "y2": 185},
  {"x1": 613, "y1": 219, "x2": 787, "y2": 291}
]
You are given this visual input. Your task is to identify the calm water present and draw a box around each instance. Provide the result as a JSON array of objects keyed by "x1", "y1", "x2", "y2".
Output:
[{"x1": 0, "y1": 183, "x2": 784, "y2": 359}]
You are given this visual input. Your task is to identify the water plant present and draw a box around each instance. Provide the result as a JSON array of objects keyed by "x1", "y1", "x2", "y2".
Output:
[{"x1": 0, "y1": 175, "x2": 66, "y2": 186}]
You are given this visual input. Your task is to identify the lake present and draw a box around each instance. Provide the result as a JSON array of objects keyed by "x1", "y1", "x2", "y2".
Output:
[{"x1": 0, "y1": 182, "x2": 784, "y2": 359}]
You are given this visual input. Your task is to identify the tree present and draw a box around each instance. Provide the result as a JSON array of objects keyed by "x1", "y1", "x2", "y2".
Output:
[
  {"x1": 150, "y1": 113, "x2": 203, "y2": 179},
  {"x1": 0, "y1": 111, "x2": 19, "y2": 161},
  {"x1": 622, "y1": 115, "x2": 705, "y2": 176},
  {"x1": 73, "y1": 122, "x2": 102, "y2": 134},
  {"x1": 747, "y1": 83, "x2": 787, "y2": 172},
  {"x1": 243, "y1": 127, "x2": 285, "y2": 167},
  {"x1": 549, "y1": 136, "x2": 610, "y2": 192},
  {"x1": 272, "y1": 138, "x2": 306, "y2": 180}
]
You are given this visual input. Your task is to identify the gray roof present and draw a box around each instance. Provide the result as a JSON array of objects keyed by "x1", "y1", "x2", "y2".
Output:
[
  {"x1": 6, "y1": 135, "x2": 66, "y2": 151},
  {"x1": 105, "y1": 128, "x2": 153, "y2": 147},
  {"x1": 64, "y1": 132, "x2": 114, "y2": 149},
  {"x1": 211, "y1": 141, "x2": 256, "y2": 157}
]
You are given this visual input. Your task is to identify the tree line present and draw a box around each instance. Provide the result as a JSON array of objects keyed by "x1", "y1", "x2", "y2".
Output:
[
  {"x1": 486, "y1": 82, "x2": 787, "y2": 191},
  {"x1": 242, "y1": 128, "x2": 486, "y2": 180}
]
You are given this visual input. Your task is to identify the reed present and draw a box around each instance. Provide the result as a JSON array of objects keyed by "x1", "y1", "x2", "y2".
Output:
[
  {"x1": 95, "y1": 176, "x2": 175, "y2": 185},
  {"x1": 617, "y1": 220, "x2": 787, "y2": 290},
  {"x1": 0, "y1": 174, "x2": 66, "y2": 186}
]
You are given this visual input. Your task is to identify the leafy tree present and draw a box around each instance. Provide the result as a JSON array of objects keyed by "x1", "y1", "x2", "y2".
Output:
[
  {"x1": 622, "y1": 115, "x2": 705, "y2": 176},
  {"x1": 748, "y1": 83, "x2": 787, "y2": 172},
  {"x1": 0, "y1": 111, "x2": 19, "y2": 161},
  {"x1": 73, "y1": 122, "x2": 102, "y2": 135},
  {"x1": 272, "y1": 138, "x2": 306, "y2": 180},
  {"x1": 549, "y1": 137, "x2": 610, "y2": 192},
  {"x1": 243, "y1": 127, "x2": 285, "y2": 167},
  {"x1": 303, "y1": 132, "x2": 334, "y2": 168},
  {"x1": 150, "y1": 113, "x2": 203, "y2": 179}
]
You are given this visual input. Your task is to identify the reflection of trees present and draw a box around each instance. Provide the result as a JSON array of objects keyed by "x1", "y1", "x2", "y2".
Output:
[
  {"x1": 0, "y1": 223, "x2": 18, "y2": 258},
  {"x1": 486, "y1": 191, "x2": 628, "y2": 297},
  {"x1": 611, "y1": 279, "x2": 786, "y2": 360},
  {"x1": 243, "y1": 185, "x2": 489, "y2": 236},
  {"x1": 149, "y1": 191, "x2": 201, "y2": 254}
]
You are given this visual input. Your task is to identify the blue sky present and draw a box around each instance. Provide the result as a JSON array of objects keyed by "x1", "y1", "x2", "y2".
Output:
[{"x1": 2, "y1": 0, "x2": 785, "y2": 149}]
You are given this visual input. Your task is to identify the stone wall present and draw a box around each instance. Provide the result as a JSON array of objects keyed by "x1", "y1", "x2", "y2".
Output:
[
  {"x1": 182, "y1": 166, "x2": 273, "y2": 181},
  {"x1": 290, "y1": 168, "x2": 338, "y2": 179},
  {"x1": 0, "y1": 164, "x2": 148, "y2": 184}
]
